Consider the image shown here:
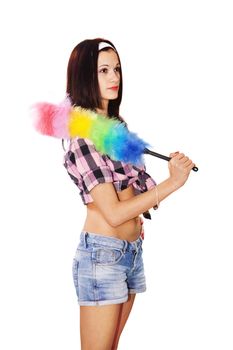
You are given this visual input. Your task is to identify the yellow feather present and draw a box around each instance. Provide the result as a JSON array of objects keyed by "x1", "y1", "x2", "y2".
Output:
[{"x1": 69, "y1": 108, "x2": 93, "y2": 138}]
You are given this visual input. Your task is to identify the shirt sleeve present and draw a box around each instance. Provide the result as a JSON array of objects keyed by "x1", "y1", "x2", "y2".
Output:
[{"x1": 70, "y1": 138, "x2": 113, "y2": 193}]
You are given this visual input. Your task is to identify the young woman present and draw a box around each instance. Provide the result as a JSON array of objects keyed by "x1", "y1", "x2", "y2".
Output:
[{"x1": 40, "y1": 38, "x2": 195, "y2": 350}]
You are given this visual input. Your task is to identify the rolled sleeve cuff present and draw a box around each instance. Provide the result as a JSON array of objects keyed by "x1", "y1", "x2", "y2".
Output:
[{"x1": 83, "y1": 166, "x2": 113, "y2": 192}]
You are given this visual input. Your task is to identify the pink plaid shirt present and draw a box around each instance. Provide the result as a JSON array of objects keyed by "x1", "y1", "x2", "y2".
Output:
[{"x1": 63, "y1": 137, "x2": 157, "y2": 219}]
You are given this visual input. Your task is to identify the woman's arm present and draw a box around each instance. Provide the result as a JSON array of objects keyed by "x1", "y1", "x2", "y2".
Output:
[{"x1": 90, "y1": 152, "x2": 195, "y2": 227}]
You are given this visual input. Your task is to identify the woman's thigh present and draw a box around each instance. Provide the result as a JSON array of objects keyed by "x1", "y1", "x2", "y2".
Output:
[
  {"x1": 80, "y1": 304, "x2": 122, "y2": 350},
  {"x1": 112, "y1": 293, "x2": 136, "y2": 349}
]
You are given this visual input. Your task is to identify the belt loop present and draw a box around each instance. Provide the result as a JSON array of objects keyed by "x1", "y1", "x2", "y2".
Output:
[
  {"x1": 84, "y1": 231, "x2": 88, "y2": 248},
  {"x1": 123, "y1": 240, "x2": 127, "y2": 253}
]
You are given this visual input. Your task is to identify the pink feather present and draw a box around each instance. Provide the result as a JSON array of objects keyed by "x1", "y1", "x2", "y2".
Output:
[
  {"x1": 31, "y1": 98, "x2": 72, "y2": 138},
  {"x1": 32, "y1": 102, "x2": 56, "y2": 136},
  {"x1": 52, "y1": 98, "x2": 71, "y2": 138}
]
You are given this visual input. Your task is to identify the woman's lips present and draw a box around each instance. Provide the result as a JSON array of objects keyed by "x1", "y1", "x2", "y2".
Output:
[{"x1": 109, "y1": 86, "x2": 119, "y2": 91}]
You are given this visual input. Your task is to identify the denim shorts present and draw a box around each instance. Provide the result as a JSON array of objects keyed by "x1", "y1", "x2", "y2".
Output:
[{"x1": 72, "y1": 231, "x2": 146, "y2": 306}]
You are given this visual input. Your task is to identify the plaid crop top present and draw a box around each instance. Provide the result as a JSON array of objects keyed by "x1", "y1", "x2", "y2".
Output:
[{"x1": 63, "y1": 138, "x2": 157, "y2": 219}]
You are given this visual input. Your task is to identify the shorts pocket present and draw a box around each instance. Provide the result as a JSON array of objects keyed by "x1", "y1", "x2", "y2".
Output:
[{"x1": 92, "y1": 247, "x2": 124, "y2": 266}]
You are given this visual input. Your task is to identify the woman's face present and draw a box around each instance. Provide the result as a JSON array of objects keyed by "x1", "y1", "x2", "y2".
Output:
[{"x1": 97, "y1": 49, "x2": 121, "y2": 103}]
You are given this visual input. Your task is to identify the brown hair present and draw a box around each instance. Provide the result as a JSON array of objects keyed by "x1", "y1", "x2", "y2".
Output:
[{"x1": 66, "y1": 38, "x2": 123, "y2": 118}]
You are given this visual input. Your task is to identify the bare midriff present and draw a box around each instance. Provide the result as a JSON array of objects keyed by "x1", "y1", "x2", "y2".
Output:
[{"x1": 83, "y1": 185, "x2": 142, "y2": 242}]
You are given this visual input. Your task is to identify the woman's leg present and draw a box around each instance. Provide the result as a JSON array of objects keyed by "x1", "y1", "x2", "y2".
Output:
[
  {"x1": 80, "y1": 303, "x2": 122, "y2": 350},
  {"x1": 111, "y1": 293, "x2": 136, "y2": 350}
]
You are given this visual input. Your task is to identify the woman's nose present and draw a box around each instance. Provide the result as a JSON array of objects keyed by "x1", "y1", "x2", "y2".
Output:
[{"x1": 109, "y1": 69, "x2": 120, "y2": 82}]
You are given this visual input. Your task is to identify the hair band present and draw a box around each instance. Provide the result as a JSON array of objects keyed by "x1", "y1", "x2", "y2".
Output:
[{"x1": 98, "y1": 42, "x2": 115, "y2": 51}]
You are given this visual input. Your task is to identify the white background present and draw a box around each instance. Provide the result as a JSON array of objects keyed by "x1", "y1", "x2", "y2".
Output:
[{"x1": 1, "y1": 0, "x2": 233, "y2": 349}]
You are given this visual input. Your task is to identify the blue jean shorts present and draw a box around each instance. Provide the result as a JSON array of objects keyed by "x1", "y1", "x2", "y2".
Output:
[{"x1": 72, "y1": 231, "x2": 146, "y2": 306}]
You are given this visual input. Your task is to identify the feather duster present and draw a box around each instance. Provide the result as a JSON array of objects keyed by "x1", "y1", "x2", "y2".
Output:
[{"x1": 32, "y1": 97, "x2": 198, "y2": 171}]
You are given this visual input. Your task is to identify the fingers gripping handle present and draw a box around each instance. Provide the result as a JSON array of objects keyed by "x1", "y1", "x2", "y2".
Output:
[{"x1": 144, "y1": 148, "x2": 198, "y2": 172}]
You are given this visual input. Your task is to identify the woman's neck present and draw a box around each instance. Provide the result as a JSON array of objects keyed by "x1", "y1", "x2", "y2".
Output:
[
  {"x1": 96, "y1": 100, "x2": 108, "y2": 116},
  {"x1": 96, "y1": 108, "x2": 107, "y2": 116}
]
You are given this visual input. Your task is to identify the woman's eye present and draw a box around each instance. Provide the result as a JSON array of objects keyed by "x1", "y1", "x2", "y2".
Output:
[
  {"x1": 99, "y1": 68, "x2": 108, "y2": 73},
  {"x1": 99, "y1": 67, "x2": 121, "y2": 74}
]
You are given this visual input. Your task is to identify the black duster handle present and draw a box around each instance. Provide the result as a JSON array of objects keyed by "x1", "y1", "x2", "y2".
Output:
[{"x1": 144, "y1": 148, "x2": 198, "y2": 172}]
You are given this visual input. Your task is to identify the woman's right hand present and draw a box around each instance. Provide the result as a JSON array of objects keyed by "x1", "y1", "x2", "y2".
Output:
[{"x1": 168, "y1": 152, "x2": 195, "y2": 189}]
